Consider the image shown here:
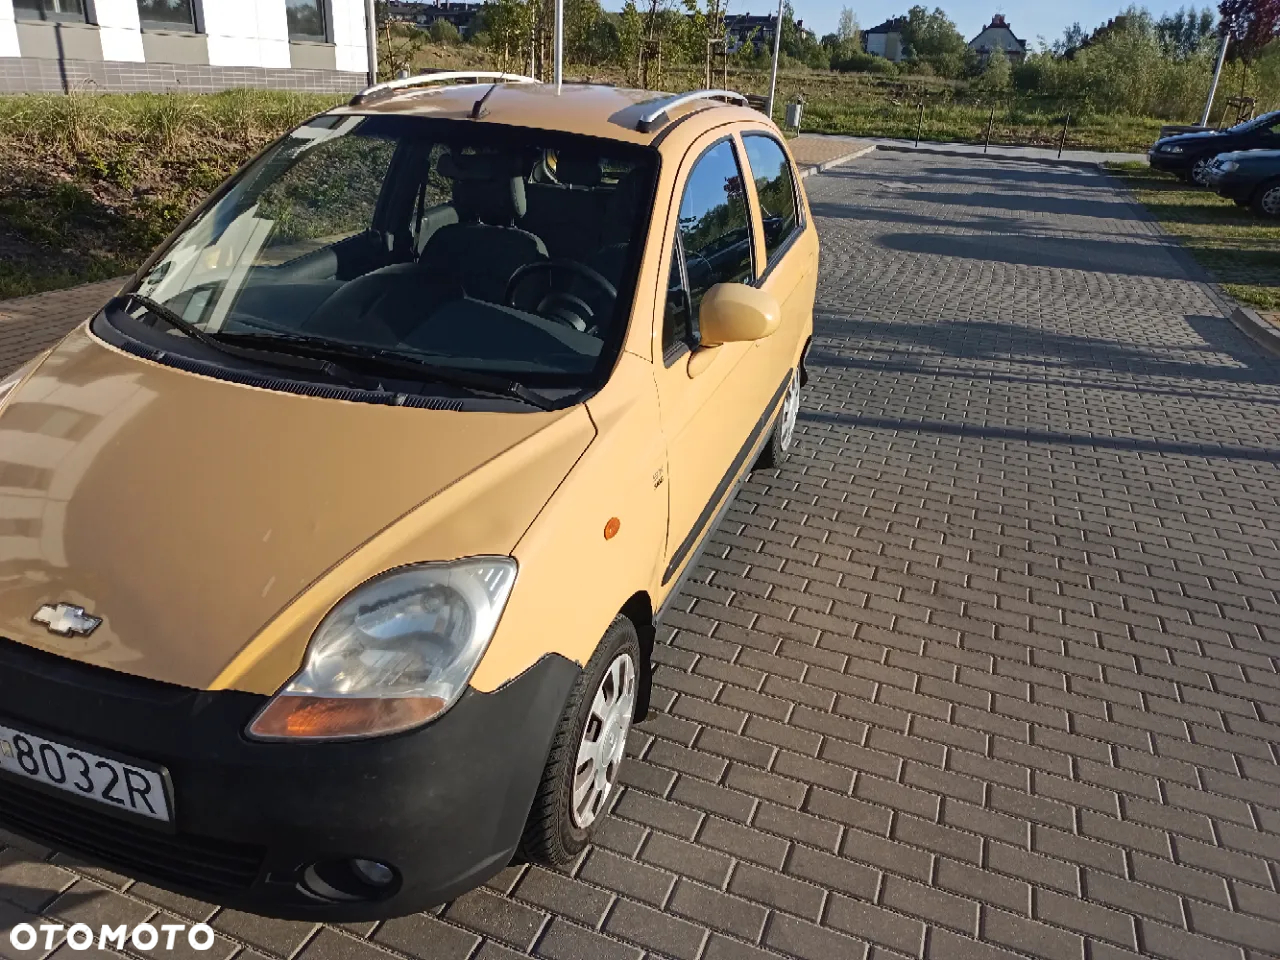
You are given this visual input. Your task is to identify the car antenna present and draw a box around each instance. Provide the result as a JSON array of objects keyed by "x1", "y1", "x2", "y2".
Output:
[{"x1": 471, "y1": 72, "x2": 507, "y2": 120}]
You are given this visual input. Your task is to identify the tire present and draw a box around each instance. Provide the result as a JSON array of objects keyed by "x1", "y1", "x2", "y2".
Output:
[
  {"x1": 755, "y1": 366, "x2": 801, "y2": 469},
  {"x1": 1190, "y1": 157, "x2": 1214, "y2": 186},
  {"x1": 519, "y1": 616, "x2": 640, "y2": 866},
  {"x1": 1252, "y1": 180, "x2": 1280, "y2": 218}
]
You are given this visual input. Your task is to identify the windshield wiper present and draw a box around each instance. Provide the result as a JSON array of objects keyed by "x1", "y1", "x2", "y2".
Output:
[
  {"x1": 115, "y1": 294, "x2": 369, "y2": 388},
  {"x1": 215, "y1": 332, "x2": 557, "y2": 410}
]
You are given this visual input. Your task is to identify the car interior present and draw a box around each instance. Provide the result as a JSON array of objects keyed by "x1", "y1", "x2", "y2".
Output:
[{"x1": 141, "y1": 119, "x2": 657, "y2": 381}]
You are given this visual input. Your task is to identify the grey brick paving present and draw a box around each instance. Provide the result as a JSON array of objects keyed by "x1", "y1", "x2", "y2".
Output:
[{"x1": 3, "y1": 153, "x2": 1280, "y2": 959}]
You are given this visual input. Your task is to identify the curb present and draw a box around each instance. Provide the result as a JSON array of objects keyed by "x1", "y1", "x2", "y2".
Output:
[
  {"x1": 873, "y1": 142, "x2": 1143, "y2": 171},
  {"x1": 797, "y1": 143, "x2": 878, "y2": 179},
  {"x1": 1228, "y1": 305, "x2": 1280, "y2": 356}
]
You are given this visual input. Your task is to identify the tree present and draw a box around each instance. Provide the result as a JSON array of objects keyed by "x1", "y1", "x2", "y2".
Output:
[
  {"x1": 977, "y1": 44, "x2": 1013, "y2": 92},
  {"x1": 834, "y1": 6, "x2": 861, "y2": 61},
  {"x1": 1219, "y1": 0, "x2": 1280, "y2": 67},
  {"x1": 428, "y1": 18, "x2": 461, "y2": 44},
  {"x1": 1158, "y1": 5, "x2": 1218, "y2": 57},
  {"x1": 900, "y1": 5, "x2": 968, "y2": 77},
  {"x1": 1053, "y1": 22, "x2": 1088, "y2": 56}
]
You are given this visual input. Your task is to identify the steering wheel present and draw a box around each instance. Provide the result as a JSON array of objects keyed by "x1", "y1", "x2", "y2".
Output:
[{"x1": 505, "y1": 260, "x2": 618, "y2": 333}]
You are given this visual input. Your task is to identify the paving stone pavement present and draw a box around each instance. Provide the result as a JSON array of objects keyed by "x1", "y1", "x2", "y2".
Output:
[{"x1": 2, "y1": 152, "x2": 1280, "y2": 960}]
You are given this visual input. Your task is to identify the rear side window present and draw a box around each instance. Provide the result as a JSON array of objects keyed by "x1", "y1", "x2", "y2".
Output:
[
  {"x1": 675, "y1": 139, "x2": 754, "y2": 318},
  {"x1": 742, "y1": 135, "x2": 800, "y2": 266}
]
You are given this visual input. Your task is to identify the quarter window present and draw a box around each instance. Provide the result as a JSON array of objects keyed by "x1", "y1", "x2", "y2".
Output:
[
  {"x1": 742, "y1": 134, "x2": 800, "y2": 267},
  {"x1": 286, "y1": 0, "x2": 328, "y2": 41},
  {"x1": 13, "y1": 0, "x2": 87, "y2": 21},
  {"x1": 674, "y1": 139, "x2": 754, "y2": 326},
  {"x1": 137, "y1": 0, "x2": 198, "y2": 30}
]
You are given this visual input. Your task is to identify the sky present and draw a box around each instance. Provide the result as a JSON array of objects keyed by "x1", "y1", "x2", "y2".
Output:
[{"x1": 728, "y1": 1, "x2": 1204, "y2": 47}]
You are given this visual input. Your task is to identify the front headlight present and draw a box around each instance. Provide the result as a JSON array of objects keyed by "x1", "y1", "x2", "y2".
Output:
[
  {"x1": 1161, "y1": 144, "x2": 1184, "y2": 154},
  {"x1": 1219, "y1": 160, "x2": 1239, "y2": 173},
  {"x1": 247, "y1": 557, "x2": 517, "y2": 741}
]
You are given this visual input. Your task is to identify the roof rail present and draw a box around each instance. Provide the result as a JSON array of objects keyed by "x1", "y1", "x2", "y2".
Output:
[
  {"x1": 636, "y1": 89, "x2": 750, "y2": 133},
  {"x1": 350, "y1": 71, "x2": 539, "y2": 106}
]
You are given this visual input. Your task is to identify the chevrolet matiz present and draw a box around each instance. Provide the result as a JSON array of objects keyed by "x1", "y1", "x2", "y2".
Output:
[{"x1": 0, "y1": 74, "x2": 817, "y2": 918}]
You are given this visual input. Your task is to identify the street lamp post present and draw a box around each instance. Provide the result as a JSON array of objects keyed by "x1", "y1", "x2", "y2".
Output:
[
  {"x1": 364, "y1": 0, "x2": 378, "y2": 87},
  {"x1": 765, "y1": 0, "x2": 784, "y2": 121},
  {"x1": 1200, "y1": 31, "x2": 1230, "y2": 128}
]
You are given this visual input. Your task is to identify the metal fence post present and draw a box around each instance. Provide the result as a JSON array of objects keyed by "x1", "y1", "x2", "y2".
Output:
[
  {"x1": 984, "y1": 106, "x2": 995, "y2": 153},
  {"x1": 1058, "y1": 112, "x2": 1071, "y2": 159},
  {"x1": 915, "y1": 100, "x2": 925, "y2": 147}
]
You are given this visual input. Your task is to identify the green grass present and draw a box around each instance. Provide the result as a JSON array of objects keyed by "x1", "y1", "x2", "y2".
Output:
[
  {"x1": 1108, "y1": 163, "x2": 1280, "y2": 312},
  {"x1": 0, "y1": 89, "x2": 344, "y2": 299}
]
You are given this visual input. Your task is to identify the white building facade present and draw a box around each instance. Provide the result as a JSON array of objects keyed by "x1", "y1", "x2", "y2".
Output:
[{"x1": 0, "y1": 0, "x2": 370, "y2": 93}]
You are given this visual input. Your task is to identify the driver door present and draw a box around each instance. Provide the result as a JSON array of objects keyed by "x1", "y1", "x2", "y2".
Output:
[{"x1": 651, "y1": 133, "x2": 766, "y2": 590}]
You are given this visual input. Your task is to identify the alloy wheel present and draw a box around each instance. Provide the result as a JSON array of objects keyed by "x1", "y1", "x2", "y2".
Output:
[
  {"x1": 1191, "y1": 158, "x2": 1213, "y2": 185},
  {"x1": 571, "y1": 653, "x2": 636, "y2": 829},
  {"x1": 1262, "y1": 185, "x2": 1280, "y2": 217},
  {"x1": 779, "y1": 372, "x2": 800, "y2": 452}
]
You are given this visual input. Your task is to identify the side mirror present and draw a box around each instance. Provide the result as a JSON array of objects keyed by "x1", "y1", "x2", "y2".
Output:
[{"x1": 698, "y1": 283, "x2": 781, "y2": 346}]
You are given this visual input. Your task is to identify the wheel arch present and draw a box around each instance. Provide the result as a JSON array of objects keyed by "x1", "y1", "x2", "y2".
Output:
[{"x1": 619, "y1": 590, "x2": 656, "y2": 722}]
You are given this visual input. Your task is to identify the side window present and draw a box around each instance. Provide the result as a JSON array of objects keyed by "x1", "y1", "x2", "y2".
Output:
[
  {"x1": 676, "y1": 139, "x2": 754, "y2": 319},
  {"x1": 742, "y1": 135, "x2": 800, "y2": 266}
]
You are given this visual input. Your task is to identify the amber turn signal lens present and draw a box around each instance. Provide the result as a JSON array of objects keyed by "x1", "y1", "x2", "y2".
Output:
[
  {"x1": 604, "y1": 517, "x2": 621, "y2": 540},
  {"x1": 247, "y1": 696, "x2": 445, "y2": 740}
]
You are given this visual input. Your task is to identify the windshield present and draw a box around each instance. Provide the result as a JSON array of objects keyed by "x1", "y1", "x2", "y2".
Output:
[
  {"x1": 110, "y1": 113, "x2": 657, "y2": 399},
  {"x1": 1227, "y1": 110, "x2": 1280, "y2": 134}
]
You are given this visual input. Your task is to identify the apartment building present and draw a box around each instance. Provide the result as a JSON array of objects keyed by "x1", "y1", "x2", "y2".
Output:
[{"x1": 0, "y1": 0, "x2": 371, "y2": 94}]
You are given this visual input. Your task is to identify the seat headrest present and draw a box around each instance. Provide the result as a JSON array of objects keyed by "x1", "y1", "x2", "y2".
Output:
[
  {"x1": 556, "y1": 154, "x2": 603, "y2": 187},
  {"x1": 439, "y1": 149, "x2": 527, "y2": 224}
]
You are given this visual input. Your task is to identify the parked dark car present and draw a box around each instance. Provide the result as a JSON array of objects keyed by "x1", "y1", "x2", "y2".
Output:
[
  {"x1": 1149, "y1": 110, "x2": 1280, "y2": 185},
  {"x1": 1206, "y1": 149, "x2": 1280, "y2": 216}
]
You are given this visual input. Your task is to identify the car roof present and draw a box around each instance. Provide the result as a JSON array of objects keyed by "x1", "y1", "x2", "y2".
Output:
[{"x1": 326, "y1": 81, "x2": 768, "y2": 149}]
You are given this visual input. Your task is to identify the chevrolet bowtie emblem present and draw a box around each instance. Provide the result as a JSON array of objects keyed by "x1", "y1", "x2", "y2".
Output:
[{"x1": 33, "y1": 603, "x2": 102, "y2": 637}]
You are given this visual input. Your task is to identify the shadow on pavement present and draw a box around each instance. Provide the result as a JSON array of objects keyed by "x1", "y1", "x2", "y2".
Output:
[{"x1": 876, "y1": 231, "x2": 1193, "y2": 279}]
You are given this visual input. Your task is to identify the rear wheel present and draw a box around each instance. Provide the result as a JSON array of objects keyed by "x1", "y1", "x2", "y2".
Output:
[
  {"x1": 755, "y1": 367, "x2": 801, "y2": 469},
  {"x1": 1252, "y1": 180, "x2": 1280, "y2": 218},
  {"x1": 1190, "y1": 157, "x2": 1214, "y2": 186},
  {"x1": 520, "y1": 617, "x2": 639, "y2": 865}
]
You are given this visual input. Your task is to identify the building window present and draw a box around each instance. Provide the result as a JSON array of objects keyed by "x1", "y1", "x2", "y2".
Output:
[
  {"x1": 286, "y1": 0, "x2": 328, "y2": 41},
  {"x1": 13, "y1": 0, "x2": 89, "y2": 22},
  {"x1": 137, "y1": 0, "x2": 197, "y2": 31}
]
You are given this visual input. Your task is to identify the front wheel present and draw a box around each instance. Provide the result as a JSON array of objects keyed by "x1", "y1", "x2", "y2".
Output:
[
  {"x1": 1190, "y1": 157, "x2": 1214, "y2": 186},
  {"x1": 520, "y1": 616, "x2": 640, "y2": 865},
  {"x1": 756, "y1": 367, "x2": 801, "y2": 469},
  {"x1": 1252, "y1": 180, "x2": 1280, "y2": 218}
]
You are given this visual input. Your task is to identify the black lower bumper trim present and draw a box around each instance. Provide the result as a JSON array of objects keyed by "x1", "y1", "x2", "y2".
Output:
[{"x1": 0, "y1": 637, "x2": 578, "y2": 919}]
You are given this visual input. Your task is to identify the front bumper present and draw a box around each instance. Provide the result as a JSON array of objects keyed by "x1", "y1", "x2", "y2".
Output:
[
  {"x1": 1206, "y1": 170, "x2": 1254, "y2": 201},
  {"x1": 0, "y1": 636, "x2": 577, "y2": 920},
  {"x1": 1148, "y1": 150, "x2": 1190, "y2": 174}
]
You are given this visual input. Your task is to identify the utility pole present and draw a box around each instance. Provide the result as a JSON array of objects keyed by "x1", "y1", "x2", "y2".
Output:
[
  {"x1": 1200, "y1": 31, "x2": 1229, "y2": 128},
  {"x1": 766, "y1": 0, "x2": 784, "y2": 120},
  {"x1": 553, "y1": 0, "x2": 564, "y2": 91},
  {"x1": 364, "y1": 0, "x2": 378, "y2": 86}
]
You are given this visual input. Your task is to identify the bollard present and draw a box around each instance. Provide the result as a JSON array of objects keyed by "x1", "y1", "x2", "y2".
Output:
[
  {"x1": 984, "y1": 106, "x2": 995, "y2": 154},
  {"x1": 915, "y1": 100, "x2": 925, "y2": 147},
  {"x1": 1058, "y1": 112, "x2": 1071, "y2": 159}
]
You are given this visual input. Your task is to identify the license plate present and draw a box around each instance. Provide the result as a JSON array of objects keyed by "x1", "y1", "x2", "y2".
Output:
[{"x1": 0, "y1": 723, "x2": 171, "y2": 822}]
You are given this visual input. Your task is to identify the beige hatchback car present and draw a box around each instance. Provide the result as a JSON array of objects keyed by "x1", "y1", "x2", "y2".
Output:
[{"x1": 0, "y1": 75, "x2": 818, "y2": 918}]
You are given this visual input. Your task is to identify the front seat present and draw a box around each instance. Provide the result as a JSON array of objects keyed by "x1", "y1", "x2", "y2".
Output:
[{"x1": 417, "y1": 151, "x2": 548, "y2": 304}]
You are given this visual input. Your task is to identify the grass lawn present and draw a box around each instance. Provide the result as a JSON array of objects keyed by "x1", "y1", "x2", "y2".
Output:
[{"x1": 1108, "y1": 162, "x2": 1280, "y2": 312}]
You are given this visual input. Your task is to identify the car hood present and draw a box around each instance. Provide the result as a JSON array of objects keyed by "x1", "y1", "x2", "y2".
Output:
[
  {"x1": 0, "y1": 327, "x2": 593, "y2": 691},
  {"x1": 1219, "y1": 148, "x2": 1280, "y2": 163},
  {"x1": 1157, "y1": 130, "x2": 1233, "y2": 148}
]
